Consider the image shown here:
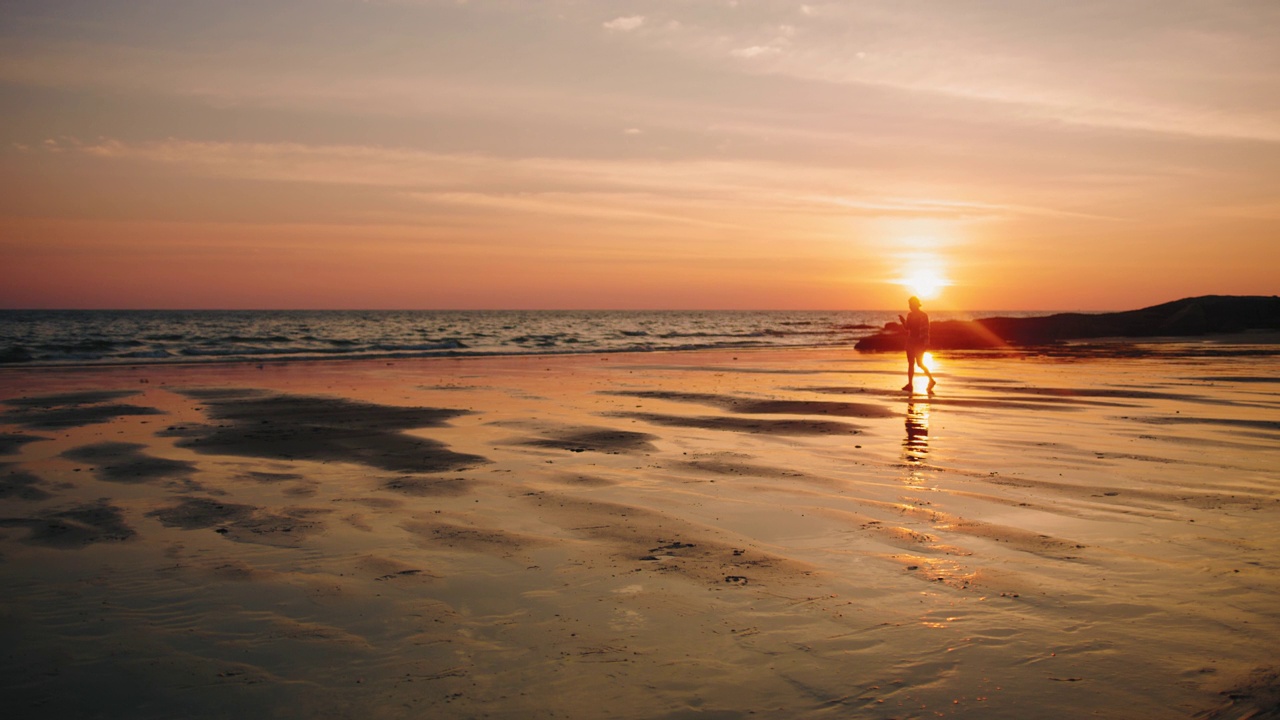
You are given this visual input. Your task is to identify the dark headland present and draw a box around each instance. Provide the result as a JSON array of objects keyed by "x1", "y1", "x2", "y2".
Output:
[{"x1": 855, "y1": 295, "x2": 1280, "y2": 351}]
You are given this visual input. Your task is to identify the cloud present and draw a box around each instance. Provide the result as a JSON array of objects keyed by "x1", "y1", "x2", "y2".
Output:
[
  {"x1": 806, "y1": 194, "x2": 1118, "y2": 222},
  {"x1": 40, "y1": 137, "x2": 1017, "y2": 223},
  {"x1": 731, "y1": 45, "x2": 780, "y2": 59},
  {"x1": 726, "y1": 24, "x2": 793, "y2": 61},
  {"x1": 603, "y1": 15, "x2": 644, "y2": 32},
  {"x1": 407, "y1": 191, "x2": 747, "y2": 232},
  {"x1": 581, "y1": 4, "x2": 1280, "y2": 143},
  {"x1": 8, "y1": 4, "x2": 1276, "y2": 146}
]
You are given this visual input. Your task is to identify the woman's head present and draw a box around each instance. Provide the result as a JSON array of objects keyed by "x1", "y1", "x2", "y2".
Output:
[{"x1": 908, "y1": 296, "x2": 921, "y2": 310}]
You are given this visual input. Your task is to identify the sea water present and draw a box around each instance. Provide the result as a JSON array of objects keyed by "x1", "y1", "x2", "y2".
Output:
[{"x1": 0, "y1": 309, "x2": 1033, "y2": 367}]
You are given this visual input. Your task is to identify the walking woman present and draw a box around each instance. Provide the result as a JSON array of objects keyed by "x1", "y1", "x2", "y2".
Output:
[{"x1": 900, "y1": 296, "x2": 936, "y2": 393}]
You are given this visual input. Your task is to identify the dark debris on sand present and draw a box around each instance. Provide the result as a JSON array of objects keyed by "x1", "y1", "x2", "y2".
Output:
[
  {"x1": 1200, "y1": 666, "x2": 1280, "y2": 720},
  {"x1": 0, "y1": 433, "x2": 48, "y2": 455},
  {"x1": 0, "y1": 390, "x2": 164, "y2": 430},
  {"x1": 147, "y1": 496, "x2": 255, "y2": 529},
  {"x1": 381, "y1": 476, "x2": 474, "y2": 497},
  {"x1": 609, "y1": 411, "x2": 862, "y2": 436},
  {"x1": 0, "y1": 464, "x2": 51, "y2": 501},
  {"x1": 170, "y1": 390, "x2": 488, "y2": 473},
  {"x1": 0, "y1": 500, "x2": 135, "y2": 548},
  {"x1": 608, "y1": 390, "x2": 895, "y2": 418},
  {"x1": 519, "y1": 427, "x2": 658, "y2": 454},
  {"x1": 148, "y1": 496, "x2": 330, "y2": 547},
  {"x1": 61, "y1": 442, "x2": 197, "y2": 483}
]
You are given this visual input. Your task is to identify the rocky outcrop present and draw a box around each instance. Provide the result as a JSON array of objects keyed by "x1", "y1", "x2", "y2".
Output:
[{"x1": 854, "y1": 295, "x2": 1280, "y2": 351}]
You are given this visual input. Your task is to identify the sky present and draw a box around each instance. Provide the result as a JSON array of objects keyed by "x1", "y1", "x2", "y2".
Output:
[{"x1": 1, "y1": 0, "x2": 1278, "y2": 311}]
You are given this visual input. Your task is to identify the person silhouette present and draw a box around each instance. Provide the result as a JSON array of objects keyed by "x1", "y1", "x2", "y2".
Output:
[{"x1": 899, "y1": 296, "x2": 936, "y2": 393}]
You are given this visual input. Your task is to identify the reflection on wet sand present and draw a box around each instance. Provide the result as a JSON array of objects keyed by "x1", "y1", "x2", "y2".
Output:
[{"x1": 904, "y1": 400, "x2": 929, "y2": 465}]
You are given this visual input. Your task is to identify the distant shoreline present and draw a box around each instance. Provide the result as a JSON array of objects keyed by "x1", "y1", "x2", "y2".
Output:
[
  {"x1": 856, "y1": 295, "x2": 1280, "y2": 352},
  {"x1": 2, "y1": 331, "x2": 1277, "y2": 377},
  {"x1": 3, "y1": 301, "x2": 1276, "y2": 369}
]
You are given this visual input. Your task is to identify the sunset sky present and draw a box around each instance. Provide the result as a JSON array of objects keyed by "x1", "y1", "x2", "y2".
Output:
[{"x1": 2, "y1": 1, "x2": 1277, "y2": 310}]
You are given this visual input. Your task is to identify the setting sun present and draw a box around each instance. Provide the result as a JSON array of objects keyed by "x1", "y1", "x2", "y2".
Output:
[
  {"x1": 895, "y1": 252, "x2": 952, "y2": 301},
  {"x1": 900, "y1": 268, "x2": 950, "y2": 300}
]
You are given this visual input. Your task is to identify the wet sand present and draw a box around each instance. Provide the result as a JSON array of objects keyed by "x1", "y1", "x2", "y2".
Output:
[{"x1": 1, "y1": 346, "x2": 1278, "y2": 719}]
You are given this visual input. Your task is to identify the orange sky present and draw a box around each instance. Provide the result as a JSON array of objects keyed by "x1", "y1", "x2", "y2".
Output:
[{"x1": 2, "y1": 1, "x2": 1277, "y2": 310}]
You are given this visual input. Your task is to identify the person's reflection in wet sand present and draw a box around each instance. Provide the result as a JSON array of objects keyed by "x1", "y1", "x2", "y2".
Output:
[{"x1": 904, "y1": 400, "x2": 929, "y2": 466}]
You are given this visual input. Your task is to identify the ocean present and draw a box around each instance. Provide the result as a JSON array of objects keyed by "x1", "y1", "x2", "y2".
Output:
[{"x1": 0, "y1": 309, "x2": 1039, "y2": 367}]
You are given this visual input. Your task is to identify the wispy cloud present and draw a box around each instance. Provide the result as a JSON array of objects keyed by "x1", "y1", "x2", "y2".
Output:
[
  {"x1": 408, "y1": 191, "x2": 750, "y2": 232},
  {"x1": 730, "y1": 45, "x2": 780, "y2": 59},
  {"x1": 603, "y1": 15, "x2": 645, "y2": 32},
  {"x1": 37, "y1": 136, "x2": 1110, "y2": 232},
  {"x1": 7, "y1": 3, "x2": 1276, "y2": 145},
  {"x1": 35, "y1": 137, "x2": 805, "y2": 198},
  {"x1": 804, "y1": 195, "x2": 1120, "y2": 222},
  {"x1": 594, "y1": 2, "x2": 1280, "y2": 143}
]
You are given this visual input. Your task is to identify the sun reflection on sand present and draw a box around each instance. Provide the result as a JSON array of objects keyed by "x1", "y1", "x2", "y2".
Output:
[
  {"x1": 910, "y1": 558, "x2": 979, "y2": 593},
  {"x1": 904, "y1": 400, "x2": 930, "y2": 467},
  {"x1": 909, "y1": 351, "x2": 939, "y2": 394}
]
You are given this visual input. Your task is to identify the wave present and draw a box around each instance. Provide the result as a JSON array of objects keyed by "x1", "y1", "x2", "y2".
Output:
[{"x1": 0, "y1": 309, "x2": 1021, "y2": 367}]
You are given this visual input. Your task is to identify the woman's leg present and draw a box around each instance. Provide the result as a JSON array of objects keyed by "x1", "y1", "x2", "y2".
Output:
[{"x1": 916, "y1": 355, "x2": 936, "y2": 389}]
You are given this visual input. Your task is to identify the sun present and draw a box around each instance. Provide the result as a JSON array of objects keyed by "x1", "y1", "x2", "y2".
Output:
[{"x1": 899, "y1": 266, "x2": 950, "y2": 300}]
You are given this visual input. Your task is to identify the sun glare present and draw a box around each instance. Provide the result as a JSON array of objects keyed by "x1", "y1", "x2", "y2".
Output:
[
  {"x1": 901, "y1": 268, "x2": 949, "y2": 300},
  {"x1": 888, "y1": 242, "x2": 952, "y2": 301},
  {"x1": 901, "y1": 260, "x2": 952, "y2": 299}
]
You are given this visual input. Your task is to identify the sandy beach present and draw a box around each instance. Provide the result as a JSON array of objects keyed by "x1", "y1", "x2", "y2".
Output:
[{"x1": 1, "y1": 345, "x2": 1277, "y2": 719}]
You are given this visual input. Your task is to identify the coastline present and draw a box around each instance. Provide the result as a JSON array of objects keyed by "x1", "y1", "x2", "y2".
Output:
[
  {"x1": 2, "y1": 326, "x2": 1277, "y2": 373},
  {"x1": 2, "y1": 346, "x2": 1278, "y2": 718},
  {"x1": 855, "y1": 296, "x2": 1280, "y2": 352}
]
